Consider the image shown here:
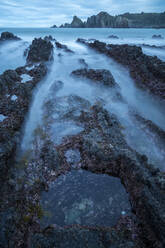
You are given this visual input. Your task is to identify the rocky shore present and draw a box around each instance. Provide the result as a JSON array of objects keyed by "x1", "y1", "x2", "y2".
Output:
[
  {"x1": 77, "y1": 38, "x2": 165, "y2": 100},
  {"x1": 0, "y1": 32, "x2": 165, "y2": 248}
]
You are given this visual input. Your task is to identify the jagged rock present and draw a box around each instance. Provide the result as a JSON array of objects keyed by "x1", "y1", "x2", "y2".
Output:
[
  {"x1": 31, "y1": 218, "x2": 142, "y2": 248},
  {"x1": 77, "y1": 39, "x2": 165, "y2": 100},
  {"x1": 0, "y1": 32, "x2": 21, "y2": 41},
  {"x1": 27, "y1": 38, "x2": 53, "y2": 62},
  {"x1": 55, "y1": 41, "x2": 74, "y2": 53},
  {"x1": 71, "y1": 16, "x2": 84, "y2": 28},
  {"x1": 51, "y1": 24, "x2": 57, "y2": 28},
  {"x1": 71, "y1": 68, "x2": 116, "y2": 87},
  {"x1": 55, "y1": 104, "x2": 165, "y2": 248},
  {"x1": 44, "y1": 35, "x2": 56, "y2": 42},
  {"x1": 59, "y1": 11, "x2": 165, "y2": 28}
]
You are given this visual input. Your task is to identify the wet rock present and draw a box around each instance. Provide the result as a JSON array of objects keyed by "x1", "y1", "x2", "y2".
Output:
[
  {"x1": 152, "y1": 34, "x2": 164, "y2": 39},
  {"x1": 133, "y1": 113, "x2": 165, "y2": 146},
  {"x1": 44, "y1": 35, "x2": 56, "y2": 42},
  {"x1": 141, "y1": 44, "x2": 165, "y2": 49},
  {"x1": 55, "y1": 41, "x2": 74, "y2": 53},
  {"x1": 108, "y1": 35, "x2": 119, "y2": 39},
  {"x1": 0, "y1": 57, "x2": 48, "y2": 234},
  {"x1": 0, "y1": 32, "x2": 21, "y2": 41},
  {"x1": 71, "y1": 68, "x2": 117, "y2": 87},
  {"x1": 31, "y1": 217, "x2": 142, "y2": 248},
  {"x1": 27, "y1": 38, "x2": 53, "y2": 63},
  {"x1": 78, "y1": 58, "x2": 88, "y2": 68},
  {"x1": 56, "y1": 104, "x2": 165, "y2": 248},
  {"x1": 77, "y1": 39, "x2": 165, "y2": 100}
]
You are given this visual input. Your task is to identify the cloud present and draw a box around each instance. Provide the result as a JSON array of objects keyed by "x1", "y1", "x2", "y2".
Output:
[{"x1": 0, "y1": 0, "x2": 164, "y2": 27}]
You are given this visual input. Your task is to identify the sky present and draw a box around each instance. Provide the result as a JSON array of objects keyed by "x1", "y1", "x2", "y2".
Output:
[{"x1": 0, "y1": 0, "x2": 164, "y2": 27}]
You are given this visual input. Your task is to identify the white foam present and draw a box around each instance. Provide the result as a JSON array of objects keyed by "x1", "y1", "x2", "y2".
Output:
[
  {"x1": 11, "y1": 95, "x2": 18, "y2": 101},
  {"x1": 0, "y1": 114, "x2": 7, "y2": 122},
  {"x1": 21, "y1": 74, "x2": 33, "y2": 83}
]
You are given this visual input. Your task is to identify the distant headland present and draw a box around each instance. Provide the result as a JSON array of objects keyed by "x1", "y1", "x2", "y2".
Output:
[{"x1": 51, "y1": 11, "x2": 165, "y2": 28}]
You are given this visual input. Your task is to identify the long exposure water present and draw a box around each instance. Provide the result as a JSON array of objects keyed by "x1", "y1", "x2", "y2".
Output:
[{"x1": 1, "y1": 28, "x2": 165, "y2": 227}]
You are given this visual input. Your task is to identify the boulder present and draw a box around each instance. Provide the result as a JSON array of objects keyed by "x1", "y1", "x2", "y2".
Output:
[
  {"x1": 27, "y1": 38, "x2": 53, "y2": 63},
  {"x1": 71, "y1": 68, "x2": 116, "y2": 87},
  {"x1": 0, "y1": 32, "x2": 21, "y2": 41}
]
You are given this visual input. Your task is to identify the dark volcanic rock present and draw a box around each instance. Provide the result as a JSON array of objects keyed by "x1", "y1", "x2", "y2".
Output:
[
  {"x1": 27, "y1": 38, "x2": 53, "y2": 63},
  {"x1": 77, "y1": 39, "x2": 165, "y2": 100},
  {"x1": 71, "y1": 68, "x2": 116, "y2": 87},
  {"x1": 0, "y1": 31, "x2": 21, "y2": 41}
]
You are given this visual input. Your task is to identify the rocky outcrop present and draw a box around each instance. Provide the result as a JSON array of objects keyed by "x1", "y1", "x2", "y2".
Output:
[
  {"x1": 0, "y1": 31, "x2": 21, "y2": 41},
  {"x1": 0, "y1": 38, "x2": 54, "y2": 247},
  {"x1": 77, "y1": 39, "x2": 165, "y2": 100},
  {"x1": 108, "y1": 35, "x2": 119, "y2": 39},
  {"x1": 55, "y1": 41, "x2": 74, "y2": 53},
  {"x1": 71, "y1": 16, "x2": 85, "y2": 28},
  {"x1": 152, "y1": 34, "x2": 164, "y2": 39},
  {"x1": 31, "y1": 218, "x2": 142, "y2": 248},
  {"x1": 71, "y1": 68, "x2": 117, "y2": 87},
  {"x1": 57, "y1": 11, "x2": 165, "y2": 28},
  {"x1": 50, "y1": 24, "x2": 57, "y2": 28},
  {"x1": 85, "y1": 12, "x2": 115, "y2": 28},
  {"x1": 27, "y1": 38, "x2": 53, "y2": 63},
  {"x1": 53, "y1": 104, "x2": 165, "y2": 248},
  {"x1": 0, "y1": 64, "x2": 47, "y2": 178}
]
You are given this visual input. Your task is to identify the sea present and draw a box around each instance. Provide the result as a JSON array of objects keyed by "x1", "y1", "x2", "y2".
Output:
[{"x1": 0, "y1": 28, "x2": 165, "y2": 227}]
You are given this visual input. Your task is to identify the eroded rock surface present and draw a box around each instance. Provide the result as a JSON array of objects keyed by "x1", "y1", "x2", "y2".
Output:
[
  {"x1": 71, "y1": 68, "x2": 117, "y2": 87},
  {"x1": 27, "y1": 38, "x2": 53, "y2": 62},
  {"x1": 77, "y1": 39, "x2": 165, "y2": 100},
  {"x1": 0, "y1": 32, "x2": 21, "y2": 41}
]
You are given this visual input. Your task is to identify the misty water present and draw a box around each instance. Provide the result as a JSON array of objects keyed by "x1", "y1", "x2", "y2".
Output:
[{"x1": 1, "y1": 28, "x2": 165, "y2": 227}]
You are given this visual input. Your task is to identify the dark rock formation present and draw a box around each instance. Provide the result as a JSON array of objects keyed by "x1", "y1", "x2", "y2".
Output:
[
  {"x1": 152, "y1": 34, "x2": 164, "y2": 39},
  {"x1": 55, "y1": 41, "x2": 74, "y2": 53},
  {"x1": 51, "y1": 24, "x2": 57, "y2": 28},
  {"x1": 71, "y1": 16, "x2": 85, "y2": 28},
  {"x1": 0, "y1": 31, "x2": 21, "y2": 41},
  {"x1": 0, "y1": 64, "x2": 47, "y2": 176},
  {"x1": 108, "y1": 35, "x2": 119, "y2": 39},
  {"x1": 58, "y1": 11, "x2": 165, "y2": 28},
  {"x1": 31, "y1": 218, "x2": 142, "y2": 247},
  {"x1": 71, "y1": 68, "x2": 116, "y2": 87},
  {"x1": 0, "y1": 37, "x2": 54, "y2": 247},
  {"x1": 44, "y1": 35, "x2": 56, "y2": 42},
  {"x1": 78, "y1": 58, "x2": 88, "y2": 68},
  {"x1": 27, "y1": 38, "x2": 53, "y2": 63},
  {"x1": 54, "y1": 104, "x2": 165, "y2": 248},
  {"x1": 77, "y1": 39, "x2": 165, "y2": 100}
]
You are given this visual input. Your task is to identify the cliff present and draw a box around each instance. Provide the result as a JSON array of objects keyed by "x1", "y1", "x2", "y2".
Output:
[{"x1": 53, "y1": 11, "x2": 165, "y2": 28}]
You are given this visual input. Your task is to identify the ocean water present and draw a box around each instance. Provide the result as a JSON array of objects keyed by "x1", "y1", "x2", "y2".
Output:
[
  {"x1": 1, "y1": 28, "x2": 165, "y2": 227},
  {"x1": 0, "y1": 28, "x2": 165, "y2": 166}
]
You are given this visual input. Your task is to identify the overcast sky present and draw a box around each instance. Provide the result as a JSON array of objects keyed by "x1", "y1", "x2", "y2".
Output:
[{"x1": 0, "y1": 0, "x2": 164, "y2": 27}]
